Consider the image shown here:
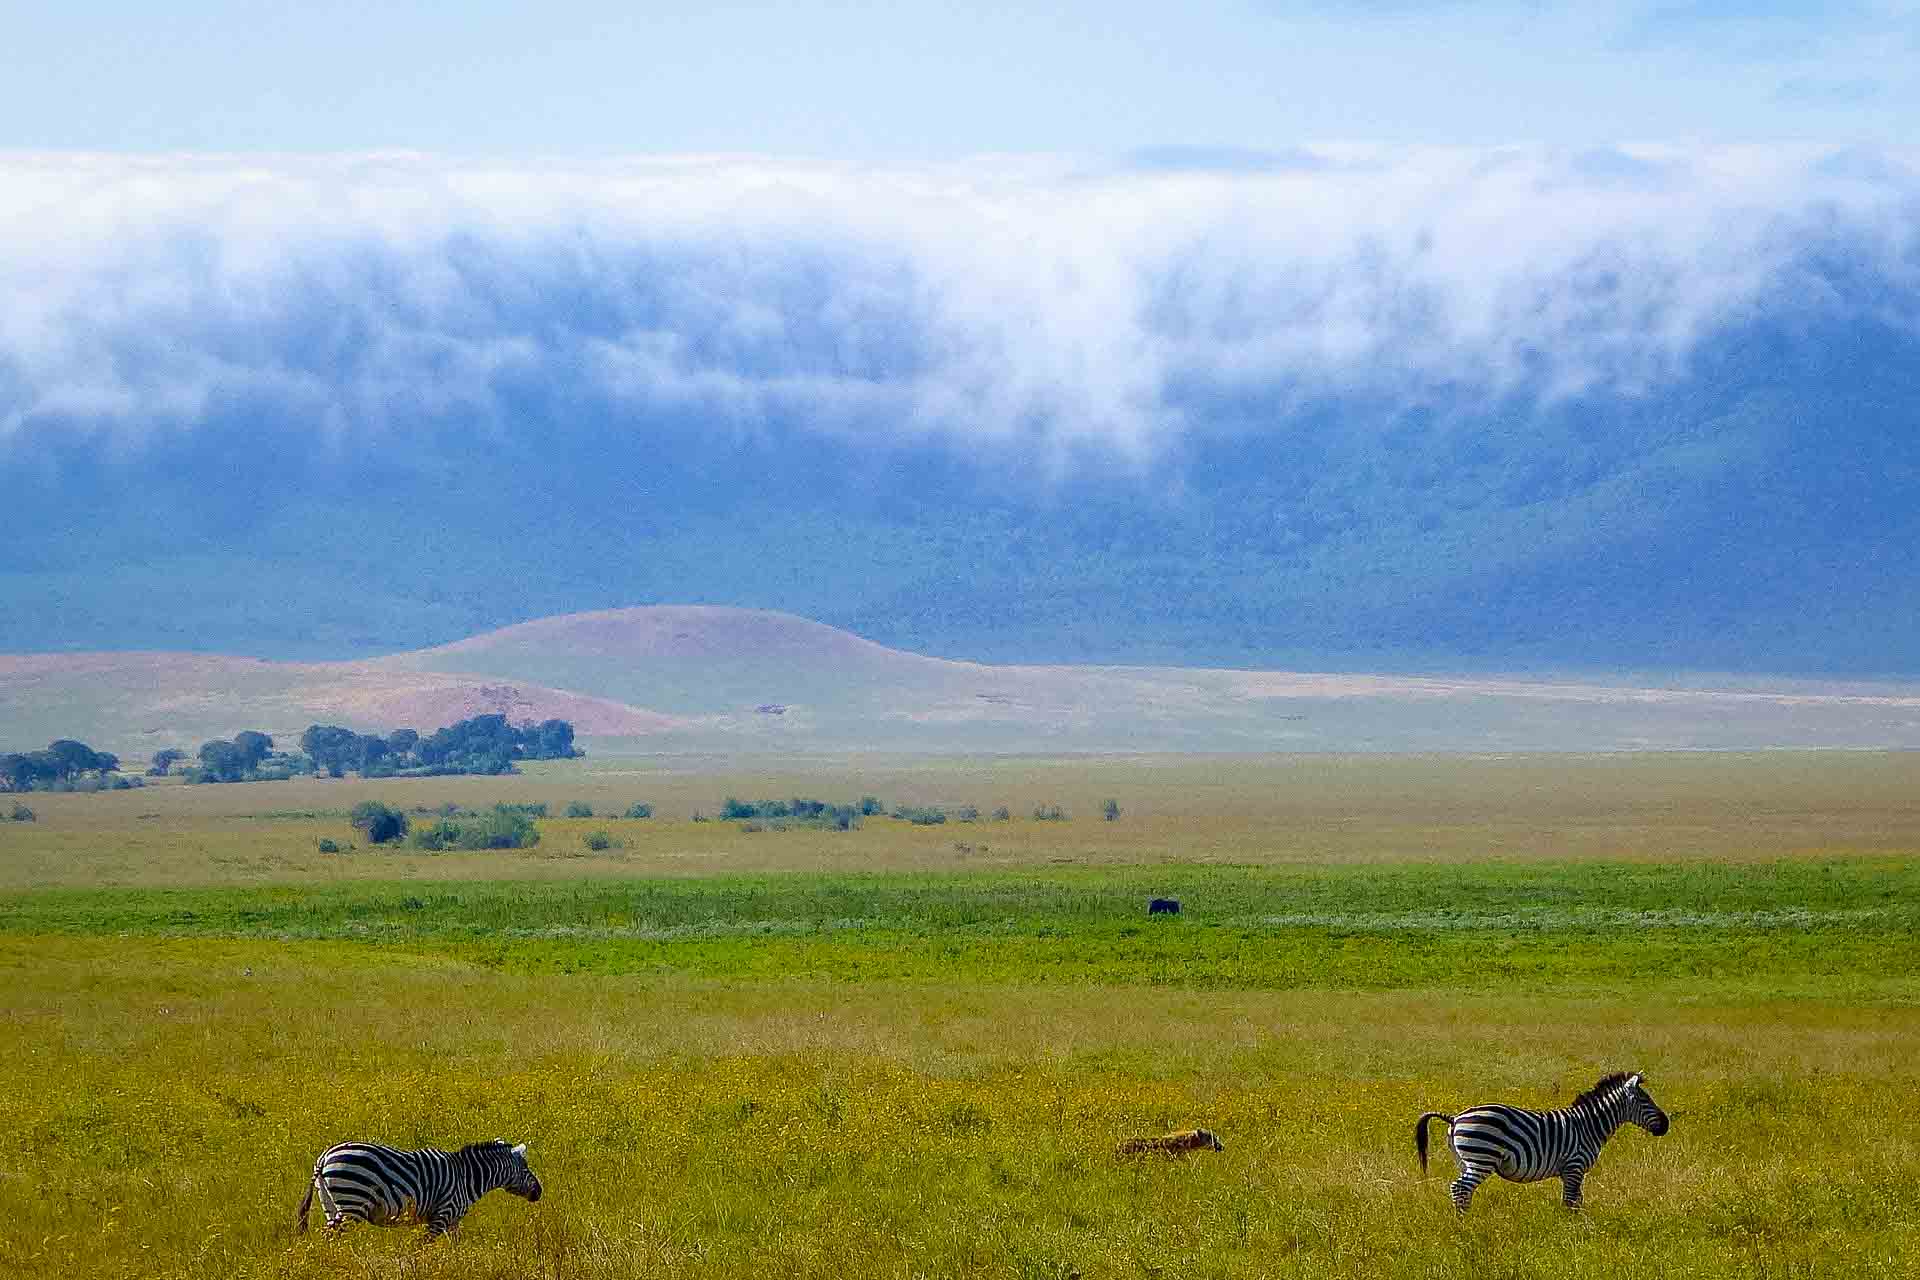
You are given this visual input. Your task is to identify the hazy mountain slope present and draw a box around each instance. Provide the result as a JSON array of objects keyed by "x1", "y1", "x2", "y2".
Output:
[
  {"x1": 6, "y1": 151, "x2": 1918, "y2": 673},
  {"x1": 8, "y1": 302, "x2": 1917, "y2": 673}
]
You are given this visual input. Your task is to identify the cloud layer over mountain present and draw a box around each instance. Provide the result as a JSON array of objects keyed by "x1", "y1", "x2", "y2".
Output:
[
  {"x1": 5, "y1": 146, "x2": 1913, "y2": 463},
  {"x1": 5, "y1": 147, "x2": 1918, "y2": 672}
]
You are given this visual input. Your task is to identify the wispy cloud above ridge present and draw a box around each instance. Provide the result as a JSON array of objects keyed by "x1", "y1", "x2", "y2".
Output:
[{"x1": 2, "y1": 147, "x2": 1916, "y2": 462}]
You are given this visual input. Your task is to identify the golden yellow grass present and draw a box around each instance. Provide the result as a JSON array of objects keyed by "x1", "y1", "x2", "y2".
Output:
[
  {"x1": 6, "y1": 753, "x2": 1916, "y2": 1275},
  {"x1": 2, "y1": 936, "x2": 1915, "y2": 1279},
  {"x1": 9, "y1": 751, "x2": 1920, "y2": 889}
]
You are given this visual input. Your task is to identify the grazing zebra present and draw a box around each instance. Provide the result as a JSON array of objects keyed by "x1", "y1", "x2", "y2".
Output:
[
  {"x1": 1116, "y1": 1128, "x2": 1225, "y2": 1157},
  {"x1": 294, "y1": 1139, "x2": 542, "y2": 1238},
  {"x1": 1415, "y1": 1072, "x2": 1669, "y2": 1212}
]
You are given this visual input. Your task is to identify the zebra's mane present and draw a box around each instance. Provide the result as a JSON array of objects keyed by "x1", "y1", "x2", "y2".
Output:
[
  {"x1": 455, "y1": 1140, "x2": 510, "y2": 1161},
  {"x1": 1571, "y1": 1072, "x2": 1635, "y2": 1109}
]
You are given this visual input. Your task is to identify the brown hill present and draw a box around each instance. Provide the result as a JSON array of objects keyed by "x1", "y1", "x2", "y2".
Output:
[
  {"x1": 413, "y1": 605, "x2": 931, "y2": 668},
  {"x1": 0, "y1": 651, "x2": 687, "y2": 758},
  {"x1": 11, "y1": 606, "x2": 1920, "y2": 756}
]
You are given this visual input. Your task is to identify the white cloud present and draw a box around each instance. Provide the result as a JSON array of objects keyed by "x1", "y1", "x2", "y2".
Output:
[{"x1": 1, "y1": 147, "x2": 1915, "y2": 460}]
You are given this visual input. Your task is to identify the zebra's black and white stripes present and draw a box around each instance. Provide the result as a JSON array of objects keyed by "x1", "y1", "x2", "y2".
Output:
[
  {"x1": 1415, "y1": 1071, "x2": 1669, "y2": 1212},
  {"x1": 295, "y1": 1139, "x2": 543, "y2": 1237}
]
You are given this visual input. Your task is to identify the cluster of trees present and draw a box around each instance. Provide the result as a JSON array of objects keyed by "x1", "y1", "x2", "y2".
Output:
[
  {"x1": 0, "y1": 740, "x2": 132, "y2": 792},
  {"x1": 187, "y1": 731, "x2": 294, "y2": 783},
  {"x1": 175, "y1": 715, "x2": 582, "y2": 784},
  {"x1": 302, "y1": 715, "x2": 579, "y2": 779}
]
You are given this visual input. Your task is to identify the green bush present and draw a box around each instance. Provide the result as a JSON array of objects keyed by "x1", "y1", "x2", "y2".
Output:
[
  {"x1": 316, "y1": 837, "x2": 342, "y2": 854},
  {"x1": 859, "y1": 795, "x2": 884, "y2": 816},
  {"x1": 565, "y1": 801, "x2": 594, "y2": 818},
  {"x1": 1103, "y1": 798, "x2": 1121, "y2": 821},
  {"x1": 8, "y1": 802, "x2": 34, "y2": 822},
  {"x1": 349, "y1": 801, "x2": 409, "y2": 845},
  {"x1": 891, "y1": 805, "x2": 947, "y2": 825},
  {"x1": 624, "y1": 802, "x2": 653, "y2": 819},
  {"x1": 955, "y1": 804, "x2": 980, "y2": 822},
  {"x1": 991, "y1": 806, "x2": 1012, "y2": 821},
  {"x1": 409, "y1": 805, "x2": 541, "y2": 851},
  {"x1": 583, "y1": 829, "x2": 615, "y2": 851},
  {"x1": 1032, "y1": 804, "x2": 1067, "y2": 822}
]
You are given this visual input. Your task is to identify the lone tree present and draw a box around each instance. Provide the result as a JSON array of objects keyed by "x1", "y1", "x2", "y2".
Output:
[
  {"x1": 300, "y1": 725, "x2": 362, "y2": 778},
  {"x1": 197, "y1": 739, "x2": 248, "y2": 783},
  {"x1": 48, "y1": 739, "x2": 117, "y2": 781},
  {"x1": 1103, "y1": 798, "x2": 1121, "y2": 822},
  {"x1": 233, "y1": 731, "x2": 274, "y2": 770},
  {"x1": 149, "y1": 748, "x2": 187, "y2": 777}
]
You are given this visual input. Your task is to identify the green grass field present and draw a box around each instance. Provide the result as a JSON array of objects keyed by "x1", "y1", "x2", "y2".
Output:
[{"x1": 2, "y1": 753, "x2": 1917, "y2": 1277}]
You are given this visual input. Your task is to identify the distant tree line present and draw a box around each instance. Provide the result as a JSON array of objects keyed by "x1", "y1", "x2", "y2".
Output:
[
  {"x1": 179, "y1": 715, "x2": 582, "y2": 784},
  {"x1": 0, "y1": 740, "x2": 138, "y2": 792}
]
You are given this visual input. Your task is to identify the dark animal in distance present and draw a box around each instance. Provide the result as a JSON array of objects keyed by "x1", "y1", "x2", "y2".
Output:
[
  {"x1": 295, "y1": 1139, "x2": 542, "y2": 1238},
  {"x1": 1415, "y1": 1071, "x2": 1670, "y2": 1212},
  {"x1": 1147, "y1": 898, "x2": 1181, "y2": 915},
  {"x1": 1116, "y1": 1128, "x2": 1224, "y2": 1156}
]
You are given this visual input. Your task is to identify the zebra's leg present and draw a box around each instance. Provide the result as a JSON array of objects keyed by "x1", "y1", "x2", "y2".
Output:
[
  {"x1": 1450, "y1": 1163, "x2": 1491, "y2": 1213},
  {"x1": 316, "y1": 1179, "x2": 348, "y2": 1237},
  {"x1": 1560, "y1": 1164, "x2": 1587, "y2": 1210}
]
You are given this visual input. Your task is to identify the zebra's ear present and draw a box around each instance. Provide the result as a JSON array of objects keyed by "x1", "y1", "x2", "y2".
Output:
[
  {"x1": 1626, "y1": 1073, "x2": 1642, "y2": 1088},
  {"x1": 512, "y1": 1142, "x2": 528, "y2": 1157}
]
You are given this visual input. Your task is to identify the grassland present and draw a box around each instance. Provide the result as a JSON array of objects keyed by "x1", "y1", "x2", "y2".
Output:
[
  {"x1": 11, "y1": 750, "x2": 1920, "y2": 889},
  {"x1": 2, "y1": 753, "x2": 1917, "y2": 1277}
]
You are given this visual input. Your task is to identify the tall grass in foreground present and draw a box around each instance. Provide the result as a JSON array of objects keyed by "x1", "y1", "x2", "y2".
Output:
[{"x1": 2, "y1": 937, "x2": 1915, "y2": 1278}]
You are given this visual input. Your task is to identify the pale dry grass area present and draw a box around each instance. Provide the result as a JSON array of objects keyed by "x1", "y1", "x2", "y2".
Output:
[
  {"x1": 2, "y1": 937, "x2": 1915, "y2": 1279},
  {"x1": 6, "y1": 751, "x2": 1920, "y2": 889}
]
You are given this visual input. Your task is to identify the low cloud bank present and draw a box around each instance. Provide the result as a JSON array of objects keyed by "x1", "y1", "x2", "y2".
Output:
[{"x1": 3, "y1": 147, "x2": 1915, "y2": 463}]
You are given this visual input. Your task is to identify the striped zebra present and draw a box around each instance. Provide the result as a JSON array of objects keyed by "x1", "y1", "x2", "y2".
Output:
[
  {"x1": 294, "y1": 1139, "x2": 542, "y2": 1238},
  {"x1": 1415, "y1": 1072, "x2": 1669, "y2": 1212}
]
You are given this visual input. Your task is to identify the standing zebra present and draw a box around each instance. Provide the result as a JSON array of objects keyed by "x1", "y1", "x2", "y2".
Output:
[
  {"x1": 295, "y1": 1139, "x2": 542, "y2": 1238},
  {"x1": 1415, "y1": 1072, "x2": 1669, "y2": 1212}
]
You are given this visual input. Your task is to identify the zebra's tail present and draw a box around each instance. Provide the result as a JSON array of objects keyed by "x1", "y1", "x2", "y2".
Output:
[
  {"x1": 294, "y1": 1173, "x2": 316, "y2": 1235},
  {"x1": 1414, "y1": 1112, "x2": 1454, "y2": 1174}
]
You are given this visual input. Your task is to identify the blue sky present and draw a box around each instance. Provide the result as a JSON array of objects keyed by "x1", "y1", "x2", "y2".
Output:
[{"x1": 4, "y1": 2, "x2": 1914, "y2": 156}]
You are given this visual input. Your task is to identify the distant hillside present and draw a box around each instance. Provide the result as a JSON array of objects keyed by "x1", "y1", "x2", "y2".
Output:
[
  {"x1": 0, "y1": 651, "x2": 687, "y2": 761},
  {"x1": 12, "y1": 607, "x2": 1920, "y2": 757}
]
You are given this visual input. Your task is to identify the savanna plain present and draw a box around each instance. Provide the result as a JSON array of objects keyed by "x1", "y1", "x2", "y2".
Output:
[{"x1": 2, "y1": 753, "x2": 1915, "y2": 1278}]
